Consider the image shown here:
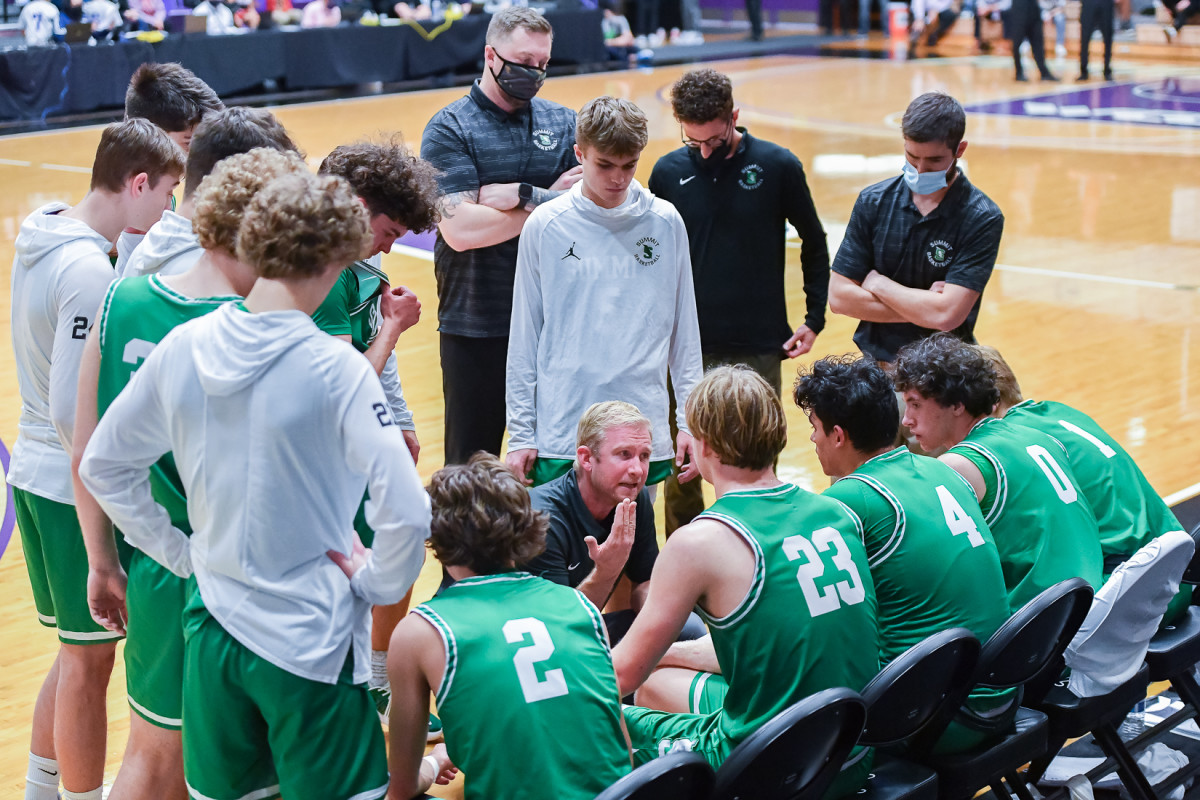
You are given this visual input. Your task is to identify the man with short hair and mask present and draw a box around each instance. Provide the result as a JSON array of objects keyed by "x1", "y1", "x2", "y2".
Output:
[
  {"x1": 421, "y1": 7, "x2": 582, "y2": 466},
  {"x1": 829, "y1": 91, "x2": 1004, "y2": 365},
  {"x1": 649, "y1": 67, "x2": 831, "y2": 534}
]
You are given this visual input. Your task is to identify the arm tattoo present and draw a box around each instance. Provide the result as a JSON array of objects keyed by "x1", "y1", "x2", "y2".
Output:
[
  {"x1": 439, "y1": 189, "x2": 478, "y2": 220},
  {"x1": 524, "y1": 187, "x2": 562, "y2": 212}
]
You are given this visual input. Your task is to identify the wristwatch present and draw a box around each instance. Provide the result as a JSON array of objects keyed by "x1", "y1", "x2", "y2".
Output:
[{"x1": 518, "y1": 182, "x2": 534, "y2": 210}]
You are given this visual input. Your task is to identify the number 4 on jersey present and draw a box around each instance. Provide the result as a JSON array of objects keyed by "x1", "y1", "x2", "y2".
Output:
[{"x1": 935, "y1": 485, "x2": 985, "y2": 547}]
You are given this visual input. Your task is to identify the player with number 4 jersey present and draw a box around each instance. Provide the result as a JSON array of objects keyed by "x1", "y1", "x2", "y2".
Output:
[
  {"x1": 894, "y1": 334, "x2": 1103, "y2": 612},
  {"x1": 796, "y1": 356, "x2": 1016, "y2": 754},
  {"x1": 613, "y1": 367, "x2": 878, "y2": 795}
]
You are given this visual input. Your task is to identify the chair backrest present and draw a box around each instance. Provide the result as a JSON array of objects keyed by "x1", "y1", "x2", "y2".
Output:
[
  {"x1": 1065, "y1": 530, "x2": 1195, "y2": 697},
  {"x1": 859, "y1": 627, "x2": 980, "y2": 747},
  {"x1": 593, "y1": 750, "x2": 715, "y2": 800},
  {"x1": 711, "y1": 687, "x2": 866, "y2": 800},
  {"x1": 1181, "y1": 522, "x2": 1200, "y2": 585},
  {"x1": 976, "y1": 577, "x2": 1094, "y2": 691}
]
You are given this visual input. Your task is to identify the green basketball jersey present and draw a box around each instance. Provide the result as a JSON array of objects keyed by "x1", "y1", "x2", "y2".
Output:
[
  {"x1": 1004, "y1": 400, "x2": 1182, "y2": 559},
  {"x1": 825, "y1": 447, "x2": 1009, "y2": 664},
  {"x1": 310, "y1": 261, "x2": 386, "y2": 353},
  {"x1": 825, "y1": 448, "x2": 1016, "y2": 748},
  {"x1": 696, "y1": 484, "x2": 879, "y2": 745},
  {"x1": 948, "y1": 417, "x2": 1103, "y2": 610},
  {"x1": 415, "y1": 573, "x2": 629, "y2": 800},
  {"x1": 97, "y1": 275, "x2": 240, "y2": 532},
  {"x1": 311, "y1": 260, "x2": 388, "y2": 543}
]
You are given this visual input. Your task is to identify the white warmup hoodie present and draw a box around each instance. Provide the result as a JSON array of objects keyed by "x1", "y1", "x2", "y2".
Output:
[
  {"x1": 9, "y1": 203, "x2": 114, "y2": 504},
  {"x1": 119, "y1": 210, "x2": 203, "y2": 279},
  {"x1": 506, "y1": 180, "x2": 703, "y2": 462},
  {"x1": 80, "y1": 304, "x2": 431, "y2": 684}
]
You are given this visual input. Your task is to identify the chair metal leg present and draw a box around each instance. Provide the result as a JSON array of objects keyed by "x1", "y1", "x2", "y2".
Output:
[
  {"x1": 1172, "y1": 667, "x2": 1200, "y2": 711},
  {"x1": 1092, "y1": 722, "x2": 1159, "y2": 800},
  {"x1": 1008, "y1": 770, "x2": 1039, "y2": 800},
  {"x1": 990, "y1": 780, "x2": 1013, "y2": 800},
  {"x1": 1026, "y1": 734, "x2": 1067, "y2": 785}
]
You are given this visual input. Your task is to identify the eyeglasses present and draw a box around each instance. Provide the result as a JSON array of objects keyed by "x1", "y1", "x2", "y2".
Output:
[{"x1": 681, "y1": 118, "x2": 733, "y2": 149}]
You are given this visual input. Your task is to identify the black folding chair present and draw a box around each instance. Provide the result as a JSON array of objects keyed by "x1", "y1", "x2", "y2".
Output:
[
  {"x1": 913, "y1": 578, "x2": 1094, "y2": 800},
  {"x1": 711, "y1": 687, "x2": 867, "y2": 800},
  {"x1": 593, "y1": 750, "x2": 715, "y2": 800},
  {"x1": 857, "y1": 627, "x2": 981, "y2": 800},
  {"x1": 1023, "y1": 530, "x2": 1196, "y2": 800}
]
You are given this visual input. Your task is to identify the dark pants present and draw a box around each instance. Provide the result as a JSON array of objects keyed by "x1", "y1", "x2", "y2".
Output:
[
  {"x1": 1009, "y1": 0, "x2": 1053, "y2": 78},
  {"x1": 746, "y1": 0, "x2": 764, "y2": 37},
  {"x1": 925, "y1": 8, "x2": 958, "y2": 43},
  {"x1": 1164, "y1": 0, "x2": 1200, "y2": 29},
  {"x1": 664, "y1": 351, "x2": 784, "y2": 535},
  {"x1": 818, "y1": 0, "x2": 851, "y2": 33},
  {"x1": 637, "y1": 0, "x2": 659, "y2": 35},
  {"x1": 439, "y1": 333, "x2": 508, "y2": 465},
  {"x1": 1079, "y1": 0, "x2": 1113, "y2": 75}
]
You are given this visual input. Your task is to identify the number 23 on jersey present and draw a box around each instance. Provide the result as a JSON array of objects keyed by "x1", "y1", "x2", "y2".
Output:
[{"x1": 782, "y1": 528, "x2": 867, "y2": 618}]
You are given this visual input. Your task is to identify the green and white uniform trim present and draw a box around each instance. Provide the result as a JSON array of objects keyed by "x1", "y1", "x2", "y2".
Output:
[
  {"x1": 624, "y1": 482, "x2": 878, "y2": 796},
  {"x1": 826, "y1": 447, "x2": 1017, "y2": 753},
  {"x1": 948, "y1": 417, "x2": 1103, "y2": 610},
  {"x1": 414, "y1": 571, "x2": 628, "y2": 800},
  {"x1": 1004, "y1": 399, "x2": 1184, "y2": 557},
  {"x1": 96, "y1": 273, "x2": 240, "y2": 727}
]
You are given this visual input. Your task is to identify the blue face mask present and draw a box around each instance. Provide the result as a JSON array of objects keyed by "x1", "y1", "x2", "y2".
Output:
[{"x1": 902, "y1": 160, "x2": 953, "y2": 195}]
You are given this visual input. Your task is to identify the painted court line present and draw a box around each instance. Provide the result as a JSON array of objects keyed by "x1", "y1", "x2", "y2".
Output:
[
  {"x1": 1164, "y1": 482, "x2": 1200, "y2": 508},
  {"x1": 39, "y1": 162, "x2": 92, "y2": 174}
]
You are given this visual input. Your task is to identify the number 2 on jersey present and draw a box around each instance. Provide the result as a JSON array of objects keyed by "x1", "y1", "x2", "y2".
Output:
[
  {"x1": 503, "y1": 617, "x2": 569, "y2": 704},
  {"x1": 781, "y1": 527, "x2": 866, "y2": 617}
]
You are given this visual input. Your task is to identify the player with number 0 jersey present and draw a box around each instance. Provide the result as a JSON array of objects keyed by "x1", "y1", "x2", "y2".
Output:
[{"x1": 894, "y1": 334, "x2": 1103, "y2": 611}]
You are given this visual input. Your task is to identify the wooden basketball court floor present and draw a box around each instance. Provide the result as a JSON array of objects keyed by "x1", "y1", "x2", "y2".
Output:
[{"x1": 1, "y1": 51, "x2": 1199, "y2": 797}]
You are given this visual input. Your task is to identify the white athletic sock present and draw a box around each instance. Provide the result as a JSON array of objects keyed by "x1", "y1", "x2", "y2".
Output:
[
  {"x1": 61, "y1": 788, "x2": 102, "y2": 800},
  {"x1": 370, "y1": 649, "x2": 388, "y2": 689},
  {"x1": 25, "y1": 752, "x2": 60, "y2": 800}
]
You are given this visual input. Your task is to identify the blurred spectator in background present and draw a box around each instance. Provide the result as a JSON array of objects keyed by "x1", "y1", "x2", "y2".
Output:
[
  {"x1": 82, "y1": 0, "x2": 124, "y2": 38},
  {"x1": 601, "y1": 0, "x2": 639, "y2": 63},
  {"x1": 393, "y1": 0, "x2": 431, "y2": 18},
  {"x1": 124, "y1": 0, "x2": 165, "y2": 30},
  {"x1": 1162, "y1": 0, "x2": 1198, "y2": 41},
  {"x1": 20, "y1": 0, "x2": 63, "y2": 44},
  {"x1": 909, "y1": 0, "x2": 959, "y2": 47},
  {"x1": 193, "y1": 0, "x2": 237, "y2": 32},
  {"x1": 302, "y1": 0, "x2": 341, "y2": 25}
]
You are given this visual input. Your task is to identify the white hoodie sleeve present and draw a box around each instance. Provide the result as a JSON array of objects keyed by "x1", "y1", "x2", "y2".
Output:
[
  {"x1": 50, "y1": 254, "x2": 114, "y2": 458},
  {"x1": 339, "y1": 363, "x2": 431, "y2": 606},
  {"x1": 505, "y1": 213, "x2": 546, "y2": 453},
  {"x1": 665, "y1": 212, "x2": 703, "y2": 435},
  {"x1": 79, "y1": 345, "x2": 193, "y2": 578},
  {"x1": 379, "y1": 353, "x2": 415, "y2": 431}
]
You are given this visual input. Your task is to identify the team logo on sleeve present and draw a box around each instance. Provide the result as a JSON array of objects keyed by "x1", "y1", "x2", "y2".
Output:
[
  {"x1": 634, "y1": 237, "x2": 661, "y2": 266},
  {"x1": 532, "y1": 129, "x2": 559, "y2": 151},
  {"x1": 738, "y1": 164, "x2": 764, "y2": 190},
  {"x1": 926, "y1": 239, "x2": 955, "y2": 269}
]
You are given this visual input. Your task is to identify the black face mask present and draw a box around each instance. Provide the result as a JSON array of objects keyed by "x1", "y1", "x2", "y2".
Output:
[
  {"x1": 490, "y1": 53, "x2": 546, "y2": 102},
  {"x1": 699, "y1": 142, "x2": 731, "y2": 167}
]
